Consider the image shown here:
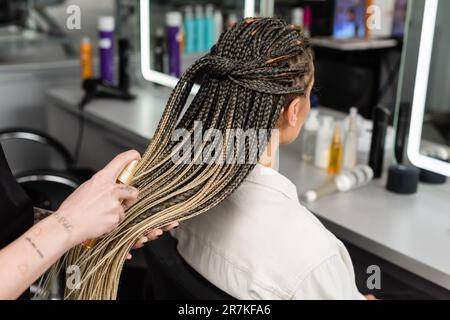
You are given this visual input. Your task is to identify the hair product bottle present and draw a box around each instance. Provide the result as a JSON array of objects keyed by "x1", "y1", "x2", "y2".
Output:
[
  {"x1": 154, "y1": 27, "x2": 165, "y2": 73},
  {"x1": 227, "y1": 12, "x2": 238, "y2": 29},
  {"x1": 213, "y1": 9, "x2": 223, "y2": 43},
  {"x1": 205, "y1": 4, "x2": 215, "y2": 50},
  {"x1": 328, "y1": 124, "x2": 343, "y2": 175},
  {"x1": 301, "y1": 109, "x2": 319, "y2": 162},
  {"x1": 195, "y1": 5, "x2": 206, "y2": 52},
  {"x1": 80, "y1": 37, "x2": 93, "y2": 80},
  {"x1": 98, "y1": 16, "x2": 115, "y2": 84},
  {"x1": 166, "y1": 11, "x2": 182, "y2": 78},
  {"x1": 118, "y1": 38, "x2": 131, "y2": 92},
  {"x1": 304, "y1": 6, "x2": 312, "y2": 37},
  {"x1": 343, "y1": 108, "x2": 359, "y2": 170},
  {"x1": 368, "y1": 106, "x2": 391, "y2": 178},
  {"x1": 184, "y1": 6, "x2": 196, "y2": 54},
  {"x1": 315, "y1": 116, "x2": 334, "y2": 169},
  {"x1": 292, "y1": 7, "x2": 304, "y2": 27}
]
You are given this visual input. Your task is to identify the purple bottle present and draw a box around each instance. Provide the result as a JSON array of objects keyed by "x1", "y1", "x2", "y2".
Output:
[
  {"x1": 98, "y1": 16, "x2": 115, "y2": 84},
  {"x1": 166, "y1": 12, "x2": 182, "y2": 78}
]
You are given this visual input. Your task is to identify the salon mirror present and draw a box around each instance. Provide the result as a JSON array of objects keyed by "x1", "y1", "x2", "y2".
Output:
[
  {"x1": 139, "y1": 0, "x2": 256, "y2": 93},
  {"x1": 396, "y1": 0, "x2": 450, "y2": 177}
]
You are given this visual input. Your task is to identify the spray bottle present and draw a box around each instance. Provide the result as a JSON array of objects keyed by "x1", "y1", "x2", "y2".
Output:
[
  {"x1": 343, "y1": 108, "x2": 359, "y2": 170},
  {"x1": 300, "y1": 109, "x2": 319, "y2": 162},
  {"x1": 315, "y1": 116, "x2": 334, "y2": 169},
  {"x1": 328, "y1": 123, "x2": 344, "y2": 175}
]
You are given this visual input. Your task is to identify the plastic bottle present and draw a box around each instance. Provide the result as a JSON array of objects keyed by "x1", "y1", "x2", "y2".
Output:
[
  {"x1": 328, "y1": 124, "x2": 344, "y2": 175},
  {"x1": 154, "y1": 27, "x2": 165, "y2": 73},
  {"x1": 304, "y1": 6, "x2": 312, "y2": 37},
  {"x1": 184, "y1": 6, "x2": 196, "y2": 54},
  {"x1": 98, "y1": 16, "x2": 115, "y2": 84},
  {"x1": 166, "y1": 11, "x2": 182, "y2": 77},
  {"x1": 292, "y1": 8, "x2": 304, "y2": 27},
  {"x1": 227, "y1": 12, "x2": 238, "y2": 29},
  {"x1": 205, "y1": 4, "x2": 215, "y2": 50},
  {"x1": 195, "y1": 5, "x2": 206, "y2": 52},
  {"x1": 315, "y1": 116, "x2": 334, "y2": 169},
  {"x1": 213, "y1": 9, "x2": 223, "y2": 43},
  {"x1": 343, "y1": 108, "x2": 359, "y2": 170},
  {"x1": 80, "y1": 37, "x2": 93, "y2": 80},
  {"x1": 301, "y1": 109, "x2": 319, "y2": 162}
]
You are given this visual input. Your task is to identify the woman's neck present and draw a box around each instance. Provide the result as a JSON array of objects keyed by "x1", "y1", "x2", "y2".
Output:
[{"x1": 258, "y1": 133, "x2": 280, "y2": 169}]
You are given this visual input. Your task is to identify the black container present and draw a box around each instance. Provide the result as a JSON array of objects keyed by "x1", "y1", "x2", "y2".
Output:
[
  {"x1": 395, "y1": 102, "x2": 411, "y2": 164},
  {"x1": 118, "y1": 38, "x2": 131, "y2": 92},
  {"x1": 369, "y1": 106, "x2": 391, "y2": 178},
  {"x1": 386, "y1": 165, "x2": 420, "y2": 195}
]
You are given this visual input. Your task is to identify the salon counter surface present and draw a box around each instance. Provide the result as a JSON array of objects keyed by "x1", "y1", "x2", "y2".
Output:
[{"x1": 47, "y1": 86, "x2": 450, "y2": 293}]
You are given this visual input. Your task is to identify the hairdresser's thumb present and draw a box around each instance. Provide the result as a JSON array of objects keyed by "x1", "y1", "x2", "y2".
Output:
[{"x1": 101, "y1": 150, "x2": 141, "y2": 181}]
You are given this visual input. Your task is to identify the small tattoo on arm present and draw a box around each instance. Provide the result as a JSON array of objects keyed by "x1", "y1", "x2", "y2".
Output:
[
  {"x1": 53, "y1": 212, "x2": 74, "y2": 234},
  {"x1": 25, "y1": 237, "x2": 44, "y2": 259}
]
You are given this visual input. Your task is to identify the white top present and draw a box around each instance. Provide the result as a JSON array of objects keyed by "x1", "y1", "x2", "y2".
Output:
[{"x1": 172, "y1": 164, "x2": 366, "y2": 300}]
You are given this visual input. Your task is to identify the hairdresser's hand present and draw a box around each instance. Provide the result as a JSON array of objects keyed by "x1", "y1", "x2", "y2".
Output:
[
  {"x1": 126, "y1": 222, "x2": 180, "y2": 260},
  {"x1": 56, "y1": 150, "x2": 141, "y2": 247}
]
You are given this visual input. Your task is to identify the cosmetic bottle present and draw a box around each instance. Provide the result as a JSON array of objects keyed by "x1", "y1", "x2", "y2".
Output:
[
  {"x1": 98, "y1": 16, "x2": 115, "y2": 84},
  {"x1": 154, "y1": 27, "x2": 165, "y2": 73},
  {"x1": 394, "y1": 102, "x2": 411, "y2": 163},
  {"x1": 328, "y1": 124, "x2": 343, "y2": 175},
  {"x1": 303, "y1": 6, "x2": 312, "y2": 37},
  {"x1": 195, "y1": 5, "x2": 206, "y2": 52},
  {"x1": 80, "y1": 37, "x2": 93, "y2": 80},
  {"x1": 227, "y1": 12, "x2": 238, "y2": 29},
  {"x1": 368, "y1": 106, "x2": 391, "y2": 178},
  {"x1": 205, "y1": 4, "x2": 215, "y2": 50},
  {"x1": 214, "y1": 9, "x2": 223, "y2": 43},
  {"x1": 315, "y1": 116, "x2": 334, "y2": 169},
  {"x1": 343, "y1": 108, "x2": 359, "y2": 170},
  {"x1": 292, "y1": 8, "x2": 304, "y2": 27},
  {"x1": 301, "y1": 109, "x2": 319, "y2": 162},
  {"x1": 179, "y1": 25, "x2": 185, "y2": 55},
  {"x1": 118, "y1": 38, "x2": 131, "y2": 93},
  {"x1": 184, "y1": 6, "x2": 196, "y2": 54},
  {"x1": 166, "y1": 11, "x2": 182, "y2": 78}
]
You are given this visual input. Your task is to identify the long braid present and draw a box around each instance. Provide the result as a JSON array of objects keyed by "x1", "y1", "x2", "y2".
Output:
[{"x1": 43, "y1": 17, "x2": 314, "y2": 300}]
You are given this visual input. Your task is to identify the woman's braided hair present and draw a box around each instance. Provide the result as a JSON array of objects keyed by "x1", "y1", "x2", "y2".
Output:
[{"x1": 57, "y1": 17, "x2": 314, "y2": 299}]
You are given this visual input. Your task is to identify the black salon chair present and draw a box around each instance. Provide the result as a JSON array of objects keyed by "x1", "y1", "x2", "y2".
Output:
[
  {"x1": 143, "y1": 233, "x2": 235, "y2": 300},
  {"x1": 0, "y1": 128, "x2": 94, "y2": 211}
]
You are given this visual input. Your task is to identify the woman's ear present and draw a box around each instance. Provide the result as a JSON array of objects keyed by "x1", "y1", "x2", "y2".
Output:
[{"x1": 285, "y1": 98, "x2": 301, "y2": 127}]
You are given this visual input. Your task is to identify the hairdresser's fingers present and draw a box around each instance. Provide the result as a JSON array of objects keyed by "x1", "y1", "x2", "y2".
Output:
[
  {"x1": 146, "y1": 229, "x2": 163, "y2": 241},
  {"x1": 112, "y1": 185, "x2": 139, "y2": 202},
  {"x1": 121, "y1": 194, "x2": 139, "y2": 211},
  {"x1": 162, "y1": 221, "x2": 179, "y2": 231},
  {"x1": 101, "y1": 150, "x2": 141, "y2": 181},
  {"x1": 132, "y1": 236, "x2": 149, "y2": 249},
  {"x1": 117, "y1": 207, "x2": 126, "y2": 224}
]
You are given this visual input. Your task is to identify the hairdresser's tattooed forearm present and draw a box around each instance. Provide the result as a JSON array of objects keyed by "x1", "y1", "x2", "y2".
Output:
[
  {"x1": 34, "y1": 207, "x2": 54, "y2": 224},
  {"x1": 53, "y1": 211, "x2": 74, "y2": 234},
  {"x1": 25, "y1": 237, "x2": 44, "y2": 259}
]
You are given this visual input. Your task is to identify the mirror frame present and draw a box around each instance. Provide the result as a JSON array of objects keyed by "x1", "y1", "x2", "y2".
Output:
[
  {"x1": 407, "y1": 0, "x2": 450, "y2": 176},
  {"x1": 139, "y1": 0, "x2": 256, "y2": 94}
]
